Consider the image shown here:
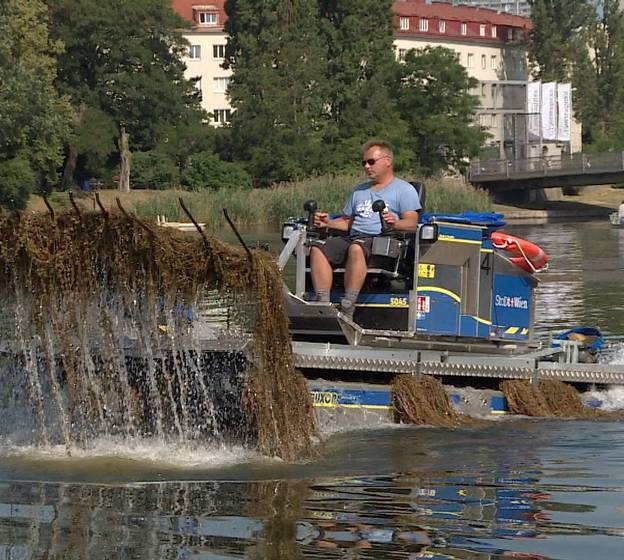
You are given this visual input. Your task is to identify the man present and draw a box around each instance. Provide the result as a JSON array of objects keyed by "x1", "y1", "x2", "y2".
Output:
[
  {"x1": 310, "y1": 140, "x2": 421, "y2": 316},
  {"x1": 619, "y1": 200, "x2": 624, "y2": 224}
]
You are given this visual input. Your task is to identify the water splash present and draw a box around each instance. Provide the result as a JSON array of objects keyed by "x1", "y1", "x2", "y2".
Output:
[
  {"x1": 583, "y1": 386, "x2": 624, "y2": 411},
  {"x1": 604, "y1": 342, "x2": 624, "y2": 365},
  {"x1": 0, "y1": 211, "x2": 316, "y2": 461}
]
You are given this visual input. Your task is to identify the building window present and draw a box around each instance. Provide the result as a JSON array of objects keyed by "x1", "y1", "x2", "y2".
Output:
[
  {"x1": 456, "y1": 52, "x2": 461, "y2": 65},
  {"x1": 467, "y1": 53, "x2": 474, "y2": 68},
  {"x1": 188, "y1": 45, "x2": 201, "y2": 60},
  {"x1": 419, "y1": 18, "x2": 428, "y2": 32},
  {"x1": 492, "y1": 25, "x2": 497, "y2": 38},
  {"x1": 197, "y1": 11, "x2": 218, "y2": 25},
  {"x1": 397, "y1": 48, "x2": 407, "y2": 62},
  {"x1": 213, "y1": 77, "x2": 230, "y2": 93},
  {"x1": 480, "y1": 24, "x2": 486, "y2": 37},
  {"x1": 213, "y1": 44, "x2": 226, "y2": 58},
  {"x1": 214, "y1": 109, "x2": 232, "y2": 124},
  {"x1": 400, "y1": 17, "x2": 409, "y2": 30},
  {"x1": 461, "y1": 23, "x2": 467, "y2": 35},
  {"x1": 491, "y1": 55, "x2": 497, "y2": 69},
  {"x1": 439, "y1": 20, "x2": 446, "y2": 33},
  {"x1": 481, "y1": 54, "x2": 486, "y2": 69},
  {"x1": 507, "y1": 28, "x2": 513, "y2": 40}
]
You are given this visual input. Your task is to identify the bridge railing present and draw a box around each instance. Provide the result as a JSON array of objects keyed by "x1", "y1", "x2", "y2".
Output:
[{"x1": 469, "y1": 151, "x2": 624, "y2": 181}]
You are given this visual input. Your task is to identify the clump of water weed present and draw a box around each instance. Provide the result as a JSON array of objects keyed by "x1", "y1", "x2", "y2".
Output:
[
  {"x1": 392, "y1": 375, "x2": 462, "y2": 427},
  {"x1": 0, "y1": 208, "x2": 316, "y2": 461},
  {"x1": 501, "y1": 379, "x2": 615, "y2": 419}
]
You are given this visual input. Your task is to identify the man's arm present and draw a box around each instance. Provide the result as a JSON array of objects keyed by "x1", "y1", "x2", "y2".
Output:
[
  {"x1": 314, "y1": 212, "x2": 352, "y2": 232},
  {"x1": 383, "y1": 210, "x2": 419, "y2": 232}
]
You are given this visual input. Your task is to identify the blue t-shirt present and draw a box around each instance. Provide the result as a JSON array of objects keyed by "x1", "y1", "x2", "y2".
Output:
[{"x1": 343, "y1": 177, "x2": 422, "y2": 235}]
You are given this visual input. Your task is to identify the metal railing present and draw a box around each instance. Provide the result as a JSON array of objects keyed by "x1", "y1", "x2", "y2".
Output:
[{"x1": 469, "y1": 151, "x2": 624, "y2": 181}]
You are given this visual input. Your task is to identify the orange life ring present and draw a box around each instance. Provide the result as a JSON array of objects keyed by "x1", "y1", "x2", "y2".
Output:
[{"x1": 490, "y1": 232, "x2": 549, "y2": 273}]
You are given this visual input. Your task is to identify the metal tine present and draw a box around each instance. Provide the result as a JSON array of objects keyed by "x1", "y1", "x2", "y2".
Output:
[
  {"x1": 94, "y1": 192, "x2": 109, "y2": 220},
  {"x1": 178, "y1": 197, "x2": 210, "y2": 250},
  {"x1": 115, "y1": 197, "x2": 156, "y2": 237},
  {"x1": 68, "y1": 192, "x2": 82, "y2": 219},
  {"x1": 42, "y1": 196, "x2": 55, "y2": 221},
  {"x1": 222, "y1": 208, "x2": 252, "y2": 261}
]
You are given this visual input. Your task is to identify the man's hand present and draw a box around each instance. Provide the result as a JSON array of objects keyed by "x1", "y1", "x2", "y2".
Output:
[
  {"x1": 382, "y1": 209, "x2": 398, "y2": 229},
  {"x1": 388, "y1": 210, "x2": 419, "y2": 232},
  {"x1": 313, "y1": 211, "x2": 330, "y2": 228}
]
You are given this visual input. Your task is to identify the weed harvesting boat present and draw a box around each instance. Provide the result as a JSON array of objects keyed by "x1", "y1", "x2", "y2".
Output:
[{"x1": 278, "y1": 186, "x2": 624, "y2": 420}]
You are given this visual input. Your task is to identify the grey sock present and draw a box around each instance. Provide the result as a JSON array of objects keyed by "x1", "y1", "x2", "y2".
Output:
[
  {"x1": 340, "y1": 289, "x2": 359, "y2": 310},
  {"x1": 315, "y1": 289, "x2": 330, "y2": 303},
  {"x1": 343, "y1": 289, "x2": 359, "y2": 305}
]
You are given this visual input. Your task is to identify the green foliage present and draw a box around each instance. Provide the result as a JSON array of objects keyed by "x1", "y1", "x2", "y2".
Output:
[
  {"x1": 527, "y1": 0, "x2": 595, "y2": 82},
  {"x1": 48, "y1": 0, "x2": 208, "y2": 183},
  {"x1": 0, "y1": 0, "x2": 72, "y2": 197},
  {"x1": 318, "y1": 1, "x2": 405, "y2": 168},
  {"x1": 0, "y1": 158, "x2": 37, "y2": 210},
  {"x1": 183, "y1": 151, "x2": 252, "y2": 191},
  {"x1": 392, "y1": 47, "x2": 486, "y2": 174},
  {"x1": 132, "y1": 151, "x2": 180, "y2": 189},
  {"x1": 225, "y1": 0, "x2": 329, "y2": 185},
  {"x1": 530, "y1": 0, "x2": 624, "y2": 149},
  {"x1": 152, "y1": 119, "x2": 216, "y2": 172},
  {"x1": 582, "y1": 1, "x2": 624, "y2": 145}
]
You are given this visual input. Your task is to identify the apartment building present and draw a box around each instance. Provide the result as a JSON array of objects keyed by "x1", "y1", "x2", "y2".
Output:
[
  {"x1": 172, "y1": 1, "x2": 231, "y2": 124},
  {"x1": 173, "y1": 1, "x2": 567, "y2": 158}
]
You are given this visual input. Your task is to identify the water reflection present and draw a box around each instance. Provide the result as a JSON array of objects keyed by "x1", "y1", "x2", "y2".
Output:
[
  {"x1": 507, "y1": 222, "x2": 624, "y2": 348},
  {"x1": 0, "y1": 477, "x2": 549, "y2": 559},
  {"x1": 2, "y1": 421, "x2": 623, "y2": 560}
]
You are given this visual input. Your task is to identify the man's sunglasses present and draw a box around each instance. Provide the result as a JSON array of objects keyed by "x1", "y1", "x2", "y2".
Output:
[{"x1": 361, "y1": 155, "x2": 389, "y2": 167}]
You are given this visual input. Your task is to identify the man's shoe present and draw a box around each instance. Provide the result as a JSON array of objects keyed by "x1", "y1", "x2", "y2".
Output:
[{"x1": 338, "y1": 300, "x2": 355, "y2": 319}]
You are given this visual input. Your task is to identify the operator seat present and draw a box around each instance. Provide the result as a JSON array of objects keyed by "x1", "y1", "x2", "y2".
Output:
[{"x1": 410, "y1": 181, "x2": 426, "y2": 212}]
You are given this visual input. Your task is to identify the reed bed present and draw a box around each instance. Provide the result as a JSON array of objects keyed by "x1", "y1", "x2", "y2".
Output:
[{"x1": 125, "y1": 173, "x2": 492, "y2": 232}]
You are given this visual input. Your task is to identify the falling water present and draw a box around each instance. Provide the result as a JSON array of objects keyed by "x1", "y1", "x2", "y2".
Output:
[{"x1": 0, "y1": 209, "x2": 316, "y2": 460}]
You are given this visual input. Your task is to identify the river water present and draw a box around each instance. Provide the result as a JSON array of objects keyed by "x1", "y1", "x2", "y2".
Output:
[{"x1": 1, "y1": 220, "x2": 624, "y2": 560}]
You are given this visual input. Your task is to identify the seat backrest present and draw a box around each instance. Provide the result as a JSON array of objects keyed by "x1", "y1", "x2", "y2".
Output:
[{"x1": 410, "y1": 181, "x2": 426, "y2": 211}]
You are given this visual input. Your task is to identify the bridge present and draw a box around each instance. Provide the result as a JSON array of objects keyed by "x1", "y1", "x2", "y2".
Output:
[{"x1": 468, "y1": 151, "x2": 624, "y2": 192}]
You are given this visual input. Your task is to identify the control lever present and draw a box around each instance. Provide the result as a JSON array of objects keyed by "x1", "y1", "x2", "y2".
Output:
[
  {"x1": 372, "y1": 199, "x2": 388, "y2": 233},
  {"x1": 303, "y1": 200, "x2": 317, "y2": 230}
]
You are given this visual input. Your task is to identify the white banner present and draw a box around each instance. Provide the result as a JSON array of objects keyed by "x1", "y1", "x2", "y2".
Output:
[
  {"x1": 541, "y1": 82, "x2": 557, "y2": 140},
  {"x1": 527, "y1": 81, "x2": 541, "y2": 140},
  {"x1": 557, "y1": 83, "x2": 572, "y2": 142}
]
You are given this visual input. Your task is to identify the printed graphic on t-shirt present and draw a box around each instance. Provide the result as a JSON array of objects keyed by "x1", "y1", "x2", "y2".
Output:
[{"x1": 355, "y1": 198, "x2": 374, "y2": 218}]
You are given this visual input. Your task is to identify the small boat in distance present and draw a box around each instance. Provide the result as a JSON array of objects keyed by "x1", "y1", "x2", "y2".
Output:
[{"x1": 609, "y1": 212, "x2": 624, "y2": 228}]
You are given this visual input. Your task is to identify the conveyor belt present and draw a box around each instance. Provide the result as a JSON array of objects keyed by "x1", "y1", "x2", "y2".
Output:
[{"x1": 293, "y1": 341, "x2": 624, "y2": 384}]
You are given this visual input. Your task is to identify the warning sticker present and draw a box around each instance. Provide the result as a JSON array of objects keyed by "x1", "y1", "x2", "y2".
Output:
[
  {"x1": 416, "y1": 295, "x2": 430, "y2": 313},
  {"x1": 418, "y1": 263, "x2": 436, "y2": 278}
]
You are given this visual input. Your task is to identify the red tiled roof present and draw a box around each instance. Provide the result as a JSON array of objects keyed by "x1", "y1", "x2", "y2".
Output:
[
  {"x1": 172, "y1": 0, "x2": 228, "y2": 27},
  {"x1": 393, "y1": 0, "x2": 530, "y2": 28},
  {"x1": 171, "y1": 0, "x2": 529, "y2": 31}
]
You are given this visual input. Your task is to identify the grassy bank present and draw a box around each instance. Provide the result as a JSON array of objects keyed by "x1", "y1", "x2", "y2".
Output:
[{"x1": 34, "y1": 173, "x2": 493, "y2": 232}]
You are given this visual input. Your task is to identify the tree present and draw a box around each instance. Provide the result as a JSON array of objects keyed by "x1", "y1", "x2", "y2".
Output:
[
  {"x1": 48, "y1": 0, "x2": 207, "y2": 185},
  {"x1": 183, "y1": 151, "x2": 252, "y2": 190},
  {"x1": 392, "y1": 47, "x2": 485, "y2": 174},
  {"x1": 318, "y1": 0, "x2": 406, "y2": 168},
  {"x1": 529, "y1": 0, "x2": 624, "y2": 148},
  {"x1": 224, "y1": 0, "x2": 329, "y2": 185},
  {"x1": 0, "y1": 0, "x2": 72, "y2": 207},
  {"x1": 581, "y1": 1, "x2": 624, "y2": 145},
  {"x1": 527, "y1": 0, "x2": 595, "y2": 82}
]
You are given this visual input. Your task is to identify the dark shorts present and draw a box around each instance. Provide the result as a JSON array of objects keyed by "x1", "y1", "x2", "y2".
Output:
[{"x1": 311, "y1": 235, "x2": 373, "y2": 267}]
